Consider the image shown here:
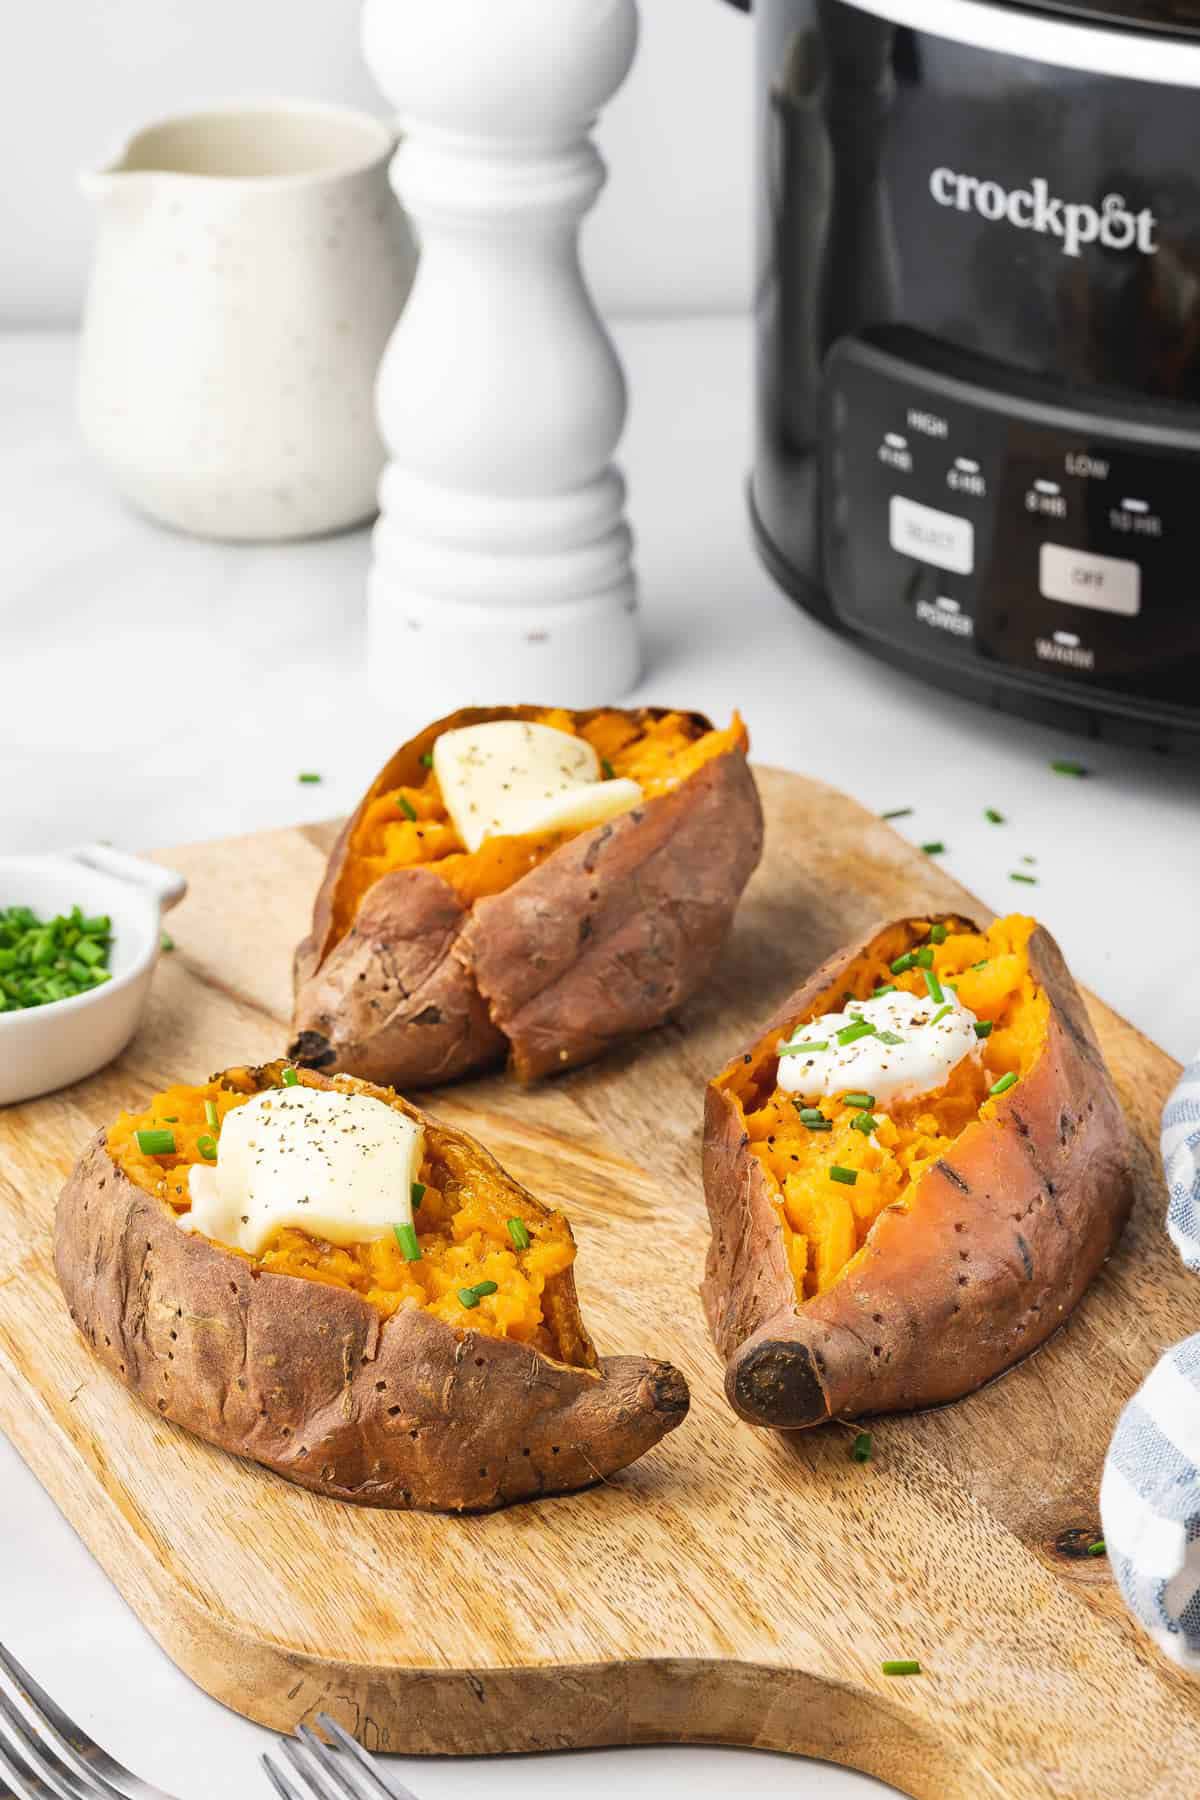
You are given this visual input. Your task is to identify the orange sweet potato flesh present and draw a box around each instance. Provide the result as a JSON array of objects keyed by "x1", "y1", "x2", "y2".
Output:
[
  {"x1": 291, "y1": 705, "x2": 763, "y2": 1087},
  {"x1": 56, "y1": 1063, "x2": 690, "y2": 1512},
  {"x1": 701, "y1": 914, "x2": 1134, "y2": 1429}
]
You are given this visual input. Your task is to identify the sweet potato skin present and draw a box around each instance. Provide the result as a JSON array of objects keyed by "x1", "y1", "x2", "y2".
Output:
[
  {"x1": 290, "y1": 706, "x2": 763, "y2": 1087},
  {"x1": 54, "y1": 1066, "x2": 690, "y2": 1511},
  {"x1": 701, "y1": 917, "x2": 1134, "y2": 1430}
]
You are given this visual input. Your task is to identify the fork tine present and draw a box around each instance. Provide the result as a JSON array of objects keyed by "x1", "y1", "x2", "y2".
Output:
[
  {"x1": 0, "y1": 1647, "x2": 125, "y2": 1800},
  {"x1": 260, "y1": 1755, "x2": 309, "y2": 1800},
  {"x1": 0, "y1": 1729, "x2": 62, "y2": 1800},
  {"x1": 280, "y1": 1738, "x2": 338, "y2": 1800},
  {"x1": 0, "y1": 1694, "x2": 89, "y2": 1800},
  {"x1": 291, "y1": 1728, "x2": 366, "y2": 1800},
  {"x1": 313, "y1": 1716, "x2": 420, "y2": 1800}
]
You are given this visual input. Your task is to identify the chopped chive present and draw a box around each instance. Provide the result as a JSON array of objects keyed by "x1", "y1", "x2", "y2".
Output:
[
  {"x1": 600, "y1": 758, "x2": 616, "y2": 779},
  {"x1": 796, "y1": 1105, "x2": 833, "y2": 1132},
  {"x1": 851, "y1": 1112, "x2": 878, "y2": 1135},
  {"x1": 420, "y1": 751, "x2": 434, "y2": 768},
  {"x1": 984, "y1": 807, "x2": 1005, "y2": 824},
  {"x1": 842, "y1": 1092, "x2": 875, "y2": 1110},
  {"x1": 1087, "y1": 1539, "x2": 1106, "y2": 1557},
  {"x1": 921, "y1": 841, "x2": 945, "y2": 856},
  {"x1": 397, "y1": 793, "x2": 418, "y2": 822},
  {"x1": 1050, "y1": 758, "x2": 1087, "y2": 777},
  {"x1": 297, "y1": 772, "x2": 321, "y2": 784},
  {"x1": 458, "y1": 1280, "x2": 499, "y2": 1308},
  {"x1": 929, "y1": 1004, "x2": 954, "y2": 1026},
  {"x1": 798, "y1": 1106, "x2": 826, "y2": 1122},
  {"x1": 197, "y1": 1134, "x2": 218, "y2": 1161},
  {"x1": 990, "y1": 1071, "x2": 1018, "y2": 1096},
  {"x1": 1010, "y1": 872, "x2": 1038, "y2": 885},
  {"x1": 474, "y1": 1280, "x2": 499, "y2": 1297},
  {"x1": 852, "y1": 1430, "x2": 873, "y2": 1462},
  {"x1": 411, "y1": 1180, "x2": 426, "y2": 1210},
  {"x1": 204, "y1": 1100, "x2": 219, "y2": 1131},
  {"x1": 780, "y1": 1039, "x2": 829, "y2": 1056},
  {"x1": 160, "y1": 931, "x2": 175, "y2": 953},
  {"x1": 281, "y1": 1066, "x2": 299, "y2": 1086},
  {"x1": 928, "y1": 923, "x2": 947, "y2": 944},
  {"x1": 880, "y1": 807, "x2": 913, "y2": 820},
  {"x1": 877, "y1": 1030, "x2": 905, "y2": 1046},
  {"x1": 882, "y1": 1660, "x2": 921, "y2": 1677},
  {"x1": 872, "y1": 983, "x2": 896, "y2": 998},
  {"x1": 829, "y1": 1165, "x2": 858, "y2": 1186},
  {"x1": 836, "y1": 1020, "x2": 876, "y2": 1046},
  {"x1": 162, "y1": 1117, "x2": 178, "y2": 1123},
  {"x1": 916, "y1": 947, "x2": 934, "y2": 969},
  {"x1": 971, "y1": 959, "x2": 989, "y2": 970},
  {"x1": 507, "y1": 1217, "x2": 531, "y2": 1250},
  {"x1": 974, "y1": 1020, "x2": 994, "y2": 1039},
  {"x1": 890, "y1": 952, "x2": 917, "y2": 974},
  {"x1": 135, "y1": 1128, "x2": 176, "y2": 1157},
  {"x1": 1021, "y1": 854, "x2": 1037, "y2": 865},
  {"x1": 394, "y1": 1222, "x2": 421, "y2": 1262},
  {"x1": 922, "y1": 968, "x2": 944, "y2": 1004}
]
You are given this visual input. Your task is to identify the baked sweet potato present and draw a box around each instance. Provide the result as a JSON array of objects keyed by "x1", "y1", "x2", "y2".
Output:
[
  {"x1": 290, "y1": 705, "x2": 762, "y2": 1086},
  {"x1": 55, "y1": 1061, "x2": 689, "y2": 1510},
  {"x1": 702, "y1": 913, "x2": 1133, "y2": 1429}
]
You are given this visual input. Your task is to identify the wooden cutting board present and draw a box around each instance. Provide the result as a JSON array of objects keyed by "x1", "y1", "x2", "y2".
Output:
[{"x1": 1, "y1": 767, "x2": 1197, "y2": 1799}]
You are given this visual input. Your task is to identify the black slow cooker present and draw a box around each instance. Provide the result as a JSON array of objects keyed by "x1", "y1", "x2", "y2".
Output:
[{"x1": 726, "y1": 0, "x2": 1200, "y2": 746}]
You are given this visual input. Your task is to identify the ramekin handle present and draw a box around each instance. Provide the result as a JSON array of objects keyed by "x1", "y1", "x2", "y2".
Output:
[{"x1": 64, "y1": 844, "x2": 188, "y2": 914}]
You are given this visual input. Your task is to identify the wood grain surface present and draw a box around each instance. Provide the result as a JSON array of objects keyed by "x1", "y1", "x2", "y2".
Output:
[{"x1": 0, "y1": 767, "x2": 1196, "y2": 1798}]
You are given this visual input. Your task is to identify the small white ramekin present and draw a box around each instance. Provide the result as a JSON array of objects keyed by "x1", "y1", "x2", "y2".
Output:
[{"x1": 0, "y1": 845, "x2": 186, "y2": 1107}]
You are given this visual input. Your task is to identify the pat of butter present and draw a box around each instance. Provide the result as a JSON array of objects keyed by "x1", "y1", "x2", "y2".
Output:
[
  {"x1": 179, "y1": 1086, "x2": 423, "y2": 1256},
  {"x1": 433, "y1": 720, "x2": 642, "y2": 853}
]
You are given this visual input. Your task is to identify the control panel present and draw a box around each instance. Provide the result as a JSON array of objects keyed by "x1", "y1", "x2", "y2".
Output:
[{"x1": 821, "y1": 337, "x2": 1200, "y2": 720}]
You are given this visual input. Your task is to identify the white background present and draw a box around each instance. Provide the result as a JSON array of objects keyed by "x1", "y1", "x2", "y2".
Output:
[{"x1": 0, "y1": 0, "x2": 753, "y2": 326}]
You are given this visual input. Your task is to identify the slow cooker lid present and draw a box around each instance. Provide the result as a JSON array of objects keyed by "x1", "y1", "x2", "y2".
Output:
[{"x1": 1000, "y1": 0, "x2": 1200, "y2": 38}]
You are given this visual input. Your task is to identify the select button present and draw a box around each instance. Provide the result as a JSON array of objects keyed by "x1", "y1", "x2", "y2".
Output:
[
  {"x1": 1039, "y1": 543, "x2": 1140, "y2": 617},
  {"x1": 889, "y1": 496, "x2": 974, "y2": 575}
]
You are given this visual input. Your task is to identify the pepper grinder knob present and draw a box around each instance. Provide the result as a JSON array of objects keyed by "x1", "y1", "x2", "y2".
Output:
[{"x1": 360, "y1": 0, "x2": 642, "y2": 708}]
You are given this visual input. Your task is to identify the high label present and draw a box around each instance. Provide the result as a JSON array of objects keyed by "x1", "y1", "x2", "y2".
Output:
[{"x1": 929, "y1": 170, "x2": 1157, "y2": 260}]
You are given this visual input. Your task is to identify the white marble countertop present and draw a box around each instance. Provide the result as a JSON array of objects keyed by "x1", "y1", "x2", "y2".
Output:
[{"x1": 2, "y1": 318, "x2": 1197, "y2": 1800}]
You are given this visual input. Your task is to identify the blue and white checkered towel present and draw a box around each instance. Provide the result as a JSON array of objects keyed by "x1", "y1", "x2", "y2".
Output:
[{"x1": 1101, "y1": 1051, "x2": 1200, "y2": 1669}]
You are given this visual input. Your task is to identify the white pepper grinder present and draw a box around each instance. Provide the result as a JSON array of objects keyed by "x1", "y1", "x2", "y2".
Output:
[{"x1": 360, "y1": 0, "x2": 642, "y2": 707}]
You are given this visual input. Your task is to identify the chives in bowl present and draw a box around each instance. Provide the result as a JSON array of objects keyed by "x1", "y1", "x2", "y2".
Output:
[{"x1": 0, "y1": 905, "x2": 113, "y2": 1012}]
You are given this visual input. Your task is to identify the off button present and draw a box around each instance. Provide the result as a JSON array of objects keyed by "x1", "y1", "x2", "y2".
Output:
[
  {"x1": 1039, "y1": 544, "x2": 1140, "y2": 617},
  {"x1": 889, "y1": 496, "x2": 974, "y2": 575}
]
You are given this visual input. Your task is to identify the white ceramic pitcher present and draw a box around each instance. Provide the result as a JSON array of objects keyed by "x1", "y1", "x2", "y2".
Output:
[{"x1": 79, "y1": 101, "x2": 415, "y2": 541}]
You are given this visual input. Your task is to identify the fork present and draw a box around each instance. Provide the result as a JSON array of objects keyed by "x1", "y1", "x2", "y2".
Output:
[
  {"x1": 0, "y1": 1639, "x2": 178, "y2": 1800},
  {"x1": 261, "y1": 1715, "x2": 419, "y2": 1800}
]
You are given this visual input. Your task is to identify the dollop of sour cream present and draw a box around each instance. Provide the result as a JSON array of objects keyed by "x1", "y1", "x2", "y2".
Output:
[
  {"x1": 178, "y1": 1086, "x2": 424, "y2": 1255},
  {"x1": 776, "y1": 988, "x2": 982, "y2": 1109}
]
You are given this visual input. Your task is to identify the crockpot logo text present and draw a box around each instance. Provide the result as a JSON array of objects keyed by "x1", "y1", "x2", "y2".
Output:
[{"x1": 929, "y1": 169, "x2": 1158, "y2": 259}]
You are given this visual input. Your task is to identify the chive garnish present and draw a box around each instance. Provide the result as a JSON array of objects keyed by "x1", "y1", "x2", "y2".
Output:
[
  {"x1": 780, "y1": 1038, "x2": 829, "y2": 1056},
  {"x1": 297, "y1": 772, "x2": 321, "y2": 784},
  {"x1": 204, "y1": 1099, "x2": 219, "y2": 1131},
  {"x1": 984, "y1": 807, "x2": 1005, "y2": 824},
  {"x1": 160, "y1": 931, "x2": 175, "y2": 952},
  {"x1": 851, "y1": 1112, "x2": 878, "y2": 1135},
  {"x1": 197, "y1": 1134, "x2": 218, "y2": 1161},
  {"x1": 880, "y1": 807, "x2": 913, "y2": 820},
  {"x1": 923, "y1": 968, "x2": 944, "y2": 1004},
  {"x1": 916, "y1": 947, "x2": 934, "y2": 968},
  {"x1": 411, "y1": 1181, "x2": 426, "y2": 1209},
  {"x1": 394, "y1": 1222, "x2": 421, "y2": 1262},
  {"x1": 842, "y1": 1092, "x2": 875, "y2": 1110},
  {"x1": 803, "y1": 1119, "x2": 833, "y2": 1132},
  {"x1": 928, "y1": 923, "x2": 947, "y2": 944},
  {"x1": 507, "y1": 1217, "x2": 531, "y2": 1250},
  {"x1": 829, "y1": 1165, "x2": 858, "y2": 1186},
  {"x1": 1050, "y1": 758, "x2": 1087, "y2": 777},
  {"x1": 135, "y1": 1128, "x2": 176, "y2": 1157},
  {"x1": 600, "y1": 758, "x2": 616, "y2": 779},
  {"x1": 397, "y1": 793, "x2": 418, "y2": 822},
  {"x1": 836, "y1": 1020, "x2": 876, "y2": 1046},
  {"x1": 890, "y1": 952, "x2": 917, "y2": 974},
  {"x1": 1087, "y1": 1539, "x2": 1106, "y2": 1557},
  {"x1": 921, "y1": 841, "x2": 945, "y2": 856},
  {"x1": 971, "y1": 959, "x2": 988, "y2": 970},
  {"x1": 420, "y1": 751, "x2": 434, "y2": 768},
  {"x1": 852, "y1": 1430, "x2": 873, "y2": 1462},
  {"x1": 877, "y1": 1030, "x2": 905, "y2": 1046},
  {"x1": 798, "y1": 1106, "x2": 825, "y2": 1122},
  {"x1": 990, "y1": 1071, "x2": 1018, "y2": 1096},
  {"x1": 281, "y1": 1066, "x2": 299, "y2": 1086},
  {"x1": 882, "y1": 1660, "x2": 921, "y2": 1677},
  {"x1": 872, "y1": 983, "x2": 896, "y2": 998},
  {"x1": 929, "y1": 1004, "x2": 953, "y2": 1026},
  {"x1": 974, "y1": 1020, "x2": 993, "y2": 1038},
  {"x1": 1009, "y1": 872, "x2": 1038, "y2": 885},
  {"x1": 458, "y1": 1280, "x2": 499, "y2": 1308}
]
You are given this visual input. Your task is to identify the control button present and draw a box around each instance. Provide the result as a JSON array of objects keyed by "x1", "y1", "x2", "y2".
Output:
[
  {"x1": 878, "y1": 432, "x2": 912, "y2": 473},
  {"x1": 1025, "y1": 479, "x2": 1066, "y2": 519},
  {"x1": 1109, "y1": 496, "x2": 1163, "y2": 539},
  {"x1": 889, "y1": 496, "x2": 974, "y2": 575},
  {"x1": 947, "y1": 456, "x2": 986, "y2": 499},
  {"x1": 915, "y1": 594, "x2": 973, "y2": 638},
  {"x1": 1039, "y1": 543, "x2": 1140, "y2": 617}
]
